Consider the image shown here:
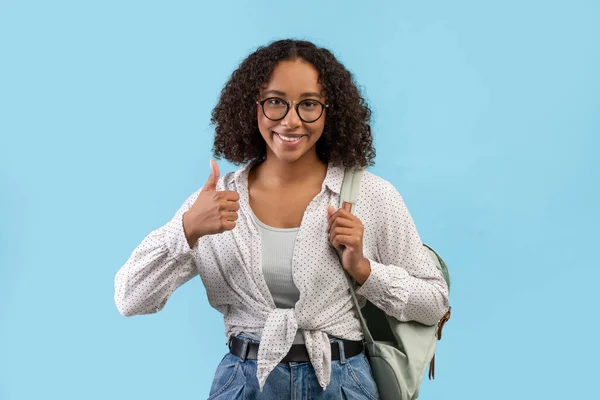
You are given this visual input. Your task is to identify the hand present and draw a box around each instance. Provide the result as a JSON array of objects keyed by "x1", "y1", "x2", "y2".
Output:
[
  {"x1": 182, "y1": 160, "x2": 240, "y2": 247},
  {"x1": 327, "y1": 202, "x2": 371, "y2": 285}
]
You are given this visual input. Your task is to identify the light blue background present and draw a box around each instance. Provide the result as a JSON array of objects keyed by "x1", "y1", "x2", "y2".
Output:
[{"x1": 1, "y1": 1, "x2": 598, "y2": 399}]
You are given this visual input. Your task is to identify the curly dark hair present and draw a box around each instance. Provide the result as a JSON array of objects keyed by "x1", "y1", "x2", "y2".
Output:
[{"x1": 211, "y1": 39, "x2": 375, "y2": 168}]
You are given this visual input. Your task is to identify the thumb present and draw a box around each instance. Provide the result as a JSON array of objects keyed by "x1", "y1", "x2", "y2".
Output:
[
  {"x1": 342, "y1": 201, "x2": 353, "y2": 212},
  {"x1": 203, "y1": 160, "x2": 220, "y2": 191},
  {"x1": 327, "y1": 205, "x2": 336, "y2": 216}
]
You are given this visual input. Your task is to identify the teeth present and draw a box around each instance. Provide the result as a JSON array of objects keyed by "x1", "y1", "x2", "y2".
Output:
[{"x1": 277, "y1": 134, "x2": 302, "y2": 142}]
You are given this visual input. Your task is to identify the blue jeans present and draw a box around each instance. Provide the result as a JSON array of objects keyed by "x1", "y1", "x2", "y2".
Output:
[{"x1": 207, "y1": 336, "x2": 380, "y2": 399}]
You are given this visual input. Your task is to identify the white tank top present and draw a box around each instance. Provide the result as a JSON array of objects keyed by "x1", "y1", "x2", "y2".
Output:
[{"x1": 243, "y1": 208, "x2": 305, "y2": 344}]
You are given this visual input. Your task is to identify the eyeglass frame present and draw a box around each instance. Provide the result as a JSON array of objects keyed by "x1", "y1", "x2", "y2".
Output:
[{"x1": 256, "y1": 97, "x2": 329, "y2": 123}]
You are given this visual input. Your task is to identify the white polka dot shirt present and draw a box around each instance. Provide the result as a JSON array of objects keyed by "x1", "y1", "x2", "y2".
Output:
[{"x1": 114, "y1": 162, "x2": 450, "y2": 389}]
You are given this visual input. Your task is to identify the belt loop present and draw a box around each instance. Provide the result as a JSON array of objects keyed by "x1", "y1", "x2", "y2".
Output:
[
  {"x1": 338, "y1": 340, "x2": 347, "y2": 364},
  {"x1": 240, "y1": 338, "x2": 249, "y2": 362}
]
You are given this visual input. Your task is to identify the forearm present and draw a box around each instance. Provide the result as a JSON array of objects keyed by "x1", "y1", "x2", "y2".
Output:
[
  {"x1": 356, "y1": 259, "x2": 449, "y2": 325},
  {"x1": 115, "y1": 193, "x2": 199, "y2": 316}
]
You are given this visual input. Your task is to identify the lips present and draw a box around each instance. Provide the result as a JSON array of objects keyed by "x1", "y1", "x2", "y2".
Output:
[{"x1": 274, "y1": 132, "x2": 307, "y2": 143}]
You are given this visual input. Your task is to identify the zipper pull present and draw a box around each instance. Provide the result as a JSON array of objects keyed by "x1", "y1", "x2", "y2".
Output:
[{"x1": 437, "y1": 307, "x2": 451, "y2": 340}]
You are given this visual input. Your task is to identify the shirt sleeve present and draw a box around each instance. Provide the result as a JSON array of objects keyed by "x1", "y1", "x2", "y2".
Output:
[
  {"x1": 114, "y1": 189, "x2": 201, "y2": 317},
  {"x1": 355, "y1": 181, "x2": 449, "y2": 326}
]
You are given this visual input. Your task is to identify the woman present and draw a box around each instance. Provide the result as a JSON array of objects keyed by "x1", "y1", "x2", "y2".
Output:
[{"x1": 114, "y1": 39, "x2": 449, "y2": 399}]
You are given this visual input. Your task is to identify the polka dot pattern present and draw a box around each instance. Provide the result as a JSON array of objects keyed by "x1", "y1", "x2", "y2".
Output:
[{"x1": 114, "y1": 161, "x2": 450, "y2": 390}]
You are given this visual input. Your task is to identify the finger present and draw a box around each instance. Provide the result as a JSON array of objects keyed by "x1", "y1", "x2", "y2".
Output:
[
  {"x1": 327, "y1": 205, "x2": 336, "y2": 217},
  {"x1": 329, "y1": 214, "x2": 360, "y2": 232},
  {"x1": 342, "y1": 201, "x2": 353, "y2": 212},
  {"x1": 330, "y1": 207, "x2": 354, "y2": 223},
  {"x1": 222, "y1": 210, "x2": 238, "y2": 220},
  {"x1": 332, "y1": 215, "x2": 359, "y2": 227},
  {"x1": 217, "y1": 200, "x2": 240, "y2": 214},
  {"x1": 329, "y1": 227, "x2": 355, "y2": 242},
  {"x1": 221, "y1": 220, "x2": 236, "y2": 232},
  {"x1": 331, "y1": 234, "x2": 357, "y2": 251},
  {"x1": 327, "y1": 206, "x2": 351, "y2": 231},
  {"x1": 203, "y1": 160, "x2": 220, "y2": 192},
  {"x1": 327, "y1": 206, "x2": 358, "y2": 232},
  {"x1": 226, "y1": 201, "x2": 240, "y2": 212},
  {"x1": 221, "y1": 190, "x2": 240, "y2": 202}
]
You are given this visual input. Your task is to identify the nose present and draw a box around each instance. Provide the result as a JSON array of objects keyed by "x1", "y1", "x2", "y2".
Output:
[{"x1": 281, "y1": 103, "x2": 302, "y2": 128}]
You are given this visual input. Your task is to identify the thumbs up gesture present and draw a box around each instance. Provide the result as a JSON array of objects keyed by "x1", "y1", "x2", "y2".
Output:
[{"x1": 182, "y1": 160, "x2": 240, "y2": 247}]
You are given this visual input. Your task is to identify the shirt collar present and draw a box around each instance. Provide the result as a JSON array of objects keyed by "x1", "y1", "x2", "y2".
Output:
[
  {"x1": 230, "y1": 161, "x2": 252, "y2": 187},
  {"x1": 323, "y1": 163, "x2": 344, "y2": 195}
]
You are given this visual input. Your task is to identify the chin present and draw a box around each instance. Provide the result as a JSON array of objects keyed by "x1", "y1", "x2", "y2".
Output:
[{"x1": 272, "y1": 152, "x2": 304, "y2": 164}]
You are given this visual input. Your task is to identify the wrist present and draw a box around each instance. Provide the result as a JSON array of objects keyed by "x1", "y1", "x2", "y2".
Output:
[
  {"x1": 349, "y1": 257, "x2": 371, "y2": 285},
  {"x1": 182, "y1": 211, "x2": 200, "y2": 247}
]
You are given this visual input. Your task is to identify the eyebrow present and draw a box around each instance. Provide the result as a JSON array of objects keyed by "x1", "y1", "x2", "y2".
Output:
[{"x1": 263, "y1": 90, "x2": 324, "y2": 99}]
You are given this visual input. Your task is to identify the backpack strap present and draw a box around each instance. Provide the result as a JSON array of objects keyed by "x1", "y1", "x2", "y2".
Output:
[
  {"x1": 336, "y1": 168, "x2": 375, "y2": 344},
  {"x1": 339, "y1": 168, "x2": 365, "y2": 213}
]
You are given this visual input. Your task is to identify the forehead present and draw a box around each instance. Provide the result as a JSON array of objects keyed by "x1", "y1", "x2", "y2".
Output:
[{"x1": 262, "y1": 59, "x2": 322, "y2": 95}]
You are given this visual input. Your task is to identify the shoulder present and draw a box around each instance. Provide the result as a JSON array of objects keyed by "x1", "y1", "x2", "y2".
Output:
[
  {"x1": 220, "y1": 162, "x2": 251, "y2": 191},
  {"x1": 359, "y1": 169, "x2": 402, "y2": 202},
  {"x1": 354, "y1": 169, "x2": 409, "y2": 218},
  {"x1": 355, "y1": 170, "x2": 413, "y2": 227}
]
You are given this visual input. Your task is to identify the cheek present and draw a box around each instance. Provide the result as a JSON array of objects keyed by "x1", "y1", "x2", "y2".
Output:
[
  {"x1": 308, "y1": 119, "x2": 326, "y2": 138},
  {"x1": 257, "y1": 110, "x2": 273, "y2": 134}
]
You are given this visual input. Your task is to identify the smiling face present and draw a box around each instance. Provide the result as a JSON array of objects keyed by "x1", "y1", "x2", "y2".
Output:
[{"x1": 256, "y1": 59, "x2": 326, "y2": 165}]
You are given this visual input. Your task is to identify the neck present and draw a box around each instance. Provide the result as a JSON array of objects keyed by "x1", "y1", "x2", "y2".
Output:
[{"x1": 252, "y1": 153, "x2": 327, "y2": 189}]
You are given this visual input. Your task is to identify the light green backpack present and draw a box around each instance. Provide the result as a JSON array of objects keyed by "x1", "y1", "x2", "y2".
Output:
[{"x1": 338, "y1": 169, "x2": 451, "y2": 400}]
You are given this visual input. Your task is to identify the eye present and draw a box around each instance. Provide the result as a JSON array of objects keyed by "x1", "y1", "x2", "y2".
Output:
[
  {"x1": 267, "y1": 98, "x2": 286, "y2": 106},
  {"x1": 300, "y1": 100, "x2": 318, "y2": 108}
]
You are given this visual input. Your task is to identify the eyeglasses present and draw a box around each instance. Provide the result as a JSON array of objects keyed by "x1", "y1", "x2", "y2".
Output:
[{"x1": 256, "y1": 97, "x2": 329, "y2": 123}]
